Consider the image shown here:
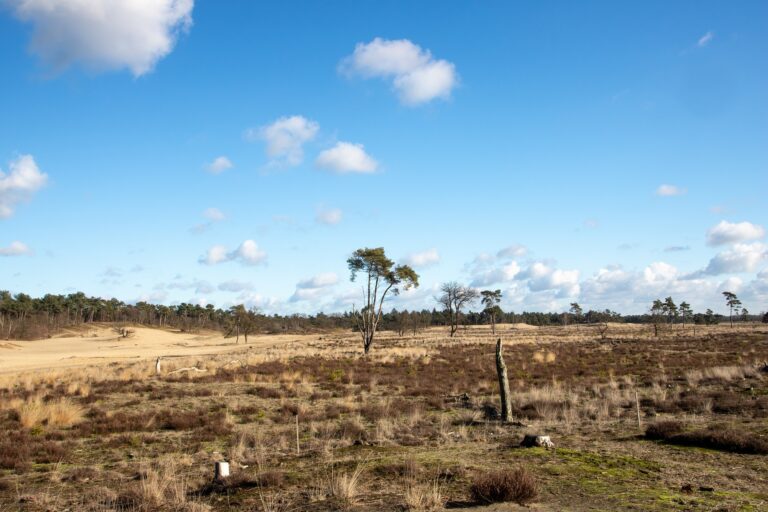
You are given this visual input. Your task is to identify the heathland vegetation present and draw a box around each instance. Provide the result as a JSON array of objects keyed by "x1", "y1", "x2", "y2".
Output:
[{"x1": 1, "y1": 248, "x2": 766, "y2": 511}]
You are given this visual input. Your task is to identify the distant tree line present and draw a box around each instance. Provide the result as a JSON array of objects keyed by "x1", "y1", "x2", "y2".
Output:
[{"x1": 0, "y1": 287, "x2": 762, "y2": 341}]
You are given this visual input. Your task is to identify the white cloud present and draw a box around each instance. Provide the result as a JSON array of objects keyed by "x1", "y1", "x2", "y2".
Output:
[
  {"x1": 202, "y1": 207, "x2": 225, "y2": 222},
  {"x1": 697, "y1": 243, "x2": 767, "y2": 276},
  {"x1": 0, "y1": 241, "x2": 32, "y2": 256},
  {"x1": 231, "y1": 240, "x2": 267, "y2": 265},
  {"x1": 497, "y1": 245, "x2": 527, "y2": 259},
  {"x1": 247, "y1": 115, "x2": 319, "y2": 167},
  {"x1": 8, "y1": 0, "x2": 193, "y2": 76},
  {"x1": 316, "y1": 206, "x2": 342, "y2": 225},
  {"x1": 655, "y1": 184, "x2": 686, "y2": 196},
  {"x1": 643, "y1": 261, "x2": 678, "y2": 282},
  {"x1": 0, "y1": 154, "x2": 48, "y2": 218},
  {"x1": 161, "y1": 278, "x2": 213, "y2": 294},
  {"x1": 237, "y1": 292, "x2": 281, "y2": 312},
  {"x1": 664, "y1": 245, "x2": 690, "y2": 252},
  {"x1": 315, "y1": 142, "x2": 378, "y2": 174},
  {"x1": 199, "y1": 244, "x2": 227, "y2": 265},
  {"x1": 471, "y1": 262, "x2": 521, "y2": 287},
  {"x1": 206, "y1": 156, "x2": 232, "y2": 174},
  {"x1": 706, "y1": 220, "x2": 765, "y2": 246},
  {"x1": 218, "y1": 280, "x2": 254, "y2": 293},
  {"x1": 402, "y1": 248, "x2": 440, "y2": 268},
  {"x1": 697, "y1": 31, "x2": 714, "y2": 47},
  {"x1": 297, "y1": 272, "x2": 339, "y2": 289},
  {"x1": 191, "y1": 207, "x2": 226, "y2": 234},
  {"x1": 522, "y1": 263, "x2": 580, "y2": 297},
  {"x1": 290, "y1": 272, "x2": 339, "y2": 302},
  {"x1": 341, "y1": 37, "x2": 458, "y2": 105}
]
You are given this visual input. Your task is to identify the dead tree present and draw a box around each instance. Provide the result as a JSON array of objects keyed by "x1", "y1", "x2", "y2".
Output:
[{"x1": 495, "y1": 338, "x2": 512, "y2": 423}]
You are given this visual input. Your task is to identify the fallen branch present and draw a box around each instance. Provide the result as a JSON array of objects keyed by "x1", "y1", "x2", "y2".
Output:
[{"x1": 168, "y1": 367, "x2": 207, "y2": 374}]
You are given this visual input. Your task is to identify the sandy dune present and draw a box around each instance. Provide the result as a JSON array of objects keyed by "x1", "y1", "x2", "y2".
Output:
[{"x1": 0, "y1": 326, "x2": 303, "y2": 375}]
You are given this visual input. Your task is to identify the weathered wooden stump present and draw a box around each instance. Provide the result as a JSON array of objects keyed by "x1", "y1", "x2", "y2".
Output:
[
  {"x1": 495, "y1": 338, "x2": 512, "y2": 423},
  {"x1": 214, "y1": 461, "x2": 230, "y2": 480},
  {"x1": 520, "y1": 435, "x2": 555, "y2": 449}
]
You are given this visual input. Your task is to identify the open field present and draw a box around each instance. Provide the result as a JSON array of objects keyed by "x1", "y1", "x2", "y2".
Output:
[{"x1": 1, "y1": 323, "x2": 767, "y2": 511}]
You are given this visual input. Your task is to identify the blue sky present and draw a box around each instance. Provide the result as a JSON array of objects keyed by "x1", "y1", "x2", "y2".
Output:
[{"x1": 1, "y1": 0, "x2": 766, "y2": 315}]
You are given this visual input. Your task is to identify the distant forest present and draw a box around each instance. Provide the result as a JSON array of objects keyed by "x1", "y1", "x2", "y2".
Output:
[{"x1": 1, "y1": 290, "x2": 763, "y2": 341}]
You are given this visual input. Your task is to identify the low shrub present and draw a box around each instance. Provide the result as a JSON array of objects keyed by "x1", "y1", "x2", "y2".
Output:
[
  {"x1": 647, "y1": 422, "x2": 768, "y2": 454},
  {"x1": 469, "y1": 468, "x2": 538, "y2": 505},
  {"x1": 645, "y1": 420, "x2": 685, "y2": 440}
]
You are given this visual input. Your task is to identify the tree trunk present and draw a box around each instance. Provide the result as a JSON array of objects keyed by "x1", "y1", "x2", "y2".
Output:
[{"x1": 495, "y1": 338, "x2": 512, "y2": 423}]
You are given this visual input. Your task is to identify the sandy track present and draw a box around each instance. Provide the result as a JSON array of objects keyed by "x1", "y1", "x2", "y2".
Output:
[{"x1": 0, "y1": 326, "x2": 305, "y2": 375}]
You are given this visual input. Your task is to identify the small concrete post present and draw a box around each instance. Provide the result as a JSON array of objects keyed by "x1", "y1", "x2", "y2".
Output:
[{"x1": 214, "y1": 461, "x2": 230, "y2": 480}]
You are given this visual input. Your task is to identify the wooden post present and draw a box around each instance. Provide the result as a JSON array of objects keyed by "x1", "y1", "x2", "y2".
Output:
[
  {"x1": 295, "y1": 414, "x2": 300, "y2": 455},
  {"x1": 495, "y1": 338, "x2": 512, "y2": 423},
  {"x1": 155, "y1": 357, "x2": 162, "y2": 376},
  {"x1": 635, "y1": 390, "x2": 642, "y2": 431},
  {"x1": 214, "y1": 461, "x2": 230, "y2": 480}
]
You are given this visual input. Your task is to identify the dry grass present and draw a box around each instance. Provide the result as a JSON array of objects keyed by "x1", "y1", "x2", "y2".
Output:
[
  {"x1": 10, "y1": 396, "x2": 84, "y2": 429},
  {"x1": 470, "y1": 468, "x2": 538, "y2": 505},
  {"x1": 328, "y1": 463, "x2": 366, "y2": 509},
  {"x1": 404, "y1": 478, "x2": 443, "y2": 511},
  {"x1": 1, "y1": 323, "x2": 767, "y2": 510}
]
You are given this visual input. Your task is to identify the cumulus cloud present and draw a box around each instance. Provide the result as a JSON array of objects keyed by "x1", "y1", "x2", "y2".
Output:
[
  {"x1": 706, "y1": 220, "x2": 765, "y2": 246},
  {"x1": 0, "y1": 154, "x2": 48, "y2": 218},
  {"x1": 655, "y1": 184, "x2": 686, "y2": 196},
  {"x1": 697, "y1": 31, "x2": 714, "y2": 47},
  {"x1": 218, "y1": 280, "x2": 254, "y2": 293},
  {"x1": 206, "y1": 156, "x2": 232, "y2": 174},
  {"x1": 520, "y1": 262, "x2": 580, "y2": 297},
  {"x1": 230, "y1": 240, "x2": 267, "y2": 265},
  {"x1": 290, "y1": 272, "x2": 338, "y2": 302},
  {"x1": 471, "y1": 262, "x2": 521, "y2": 287},
  {"x1": 315, "y1": 142, "x2": 378, "y2": 174},
  {"x1": 8, "y1": 0, "x2": 193, "y2": 76},
  {"x1": 695, "y1": 243, "x2": 767, "y2": 276},
  {"x1": 157, "y1": 277, "x2": 213, "y2": 295},
  {"x1": 497, "y1": 245, "x2": 527, "y2": 259},
  {"x1": 0, "y1": 241, "x2": 32, "y2": 256},
  {"x1": 237, "y1": 292, "x2": 281, "y2": 312},
  {"x1": 643, "y1": 261, "x2": 678, "y2": 282},
  {"x1": 402, "y1": 248, "x2": 440, "y2": 268},
  {"x1": 198, "y1": 240, "x2": 267, "y2": 266},
  {"x1": 315, "y1": 206, "x2": 342, "y2": 225},
  {"x1": 199, "y1": 245, "x2": 227, "y2": 265},
  {"x1": 246, "y1": 115, "x2": 319, "y2": 167},
  {"x1": 340, "y1": 37, "x2": 458, "y2": 105},
  {"x1": 297, "y1": 272, "x2": 338, "y2": 289}
]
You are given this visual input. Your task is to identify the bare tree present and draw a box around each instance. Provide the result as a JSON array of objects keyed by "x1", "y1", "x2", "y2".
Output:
[{"x1": 437, "y1": 282, "x2": 478, "y2": 337}]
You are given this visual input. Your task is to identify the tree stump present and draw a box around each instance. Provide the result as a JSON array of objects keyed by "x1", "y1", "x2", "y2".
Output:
[
  {"x1": 520, "y1": 435, "x2": 555, "y2": 449},
  {"x1": 495, "y1": 338, "x2": 512, "y2": 423}
]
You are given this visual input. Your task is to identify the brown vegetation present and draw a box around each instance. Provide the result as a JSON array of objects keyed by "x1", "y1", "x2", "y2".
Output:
[{"x1": 0, "y1": 323, "x2": 767, "y2": 510}]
